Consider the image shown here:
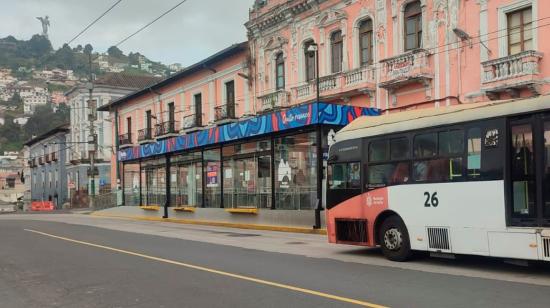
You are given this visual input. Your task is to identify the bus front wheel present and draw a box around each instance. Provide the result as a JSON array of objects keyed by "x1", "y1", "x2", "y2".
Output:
[{"x1": 379, "y1": 216, "x2": 412, "y2": 262}]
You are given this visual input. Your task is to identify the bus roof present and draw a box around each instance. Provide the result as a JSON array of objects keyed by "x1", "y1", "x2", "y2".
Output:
[{"x1": 336, "y1": 95, "x2": 550, "y2": 142}]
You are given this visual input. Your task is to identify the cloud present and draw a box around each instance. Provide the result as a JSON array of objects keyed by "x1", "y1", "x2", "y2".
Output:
[{"x1": 0, "y1": 0, "x2": 254, "y2": 65}]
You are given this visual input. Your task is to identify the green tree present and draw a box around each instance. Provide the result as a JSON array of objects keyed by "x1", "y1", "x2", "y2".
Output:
[
  {"x1": 22, "y1": 103, "x2": 68, "y2": 141},
  {"x1": 84, "y1": 44, "x2": 93, "y2": 55},
  {"x1": 107, "y1": 46, "x2": 124, "y2": 58},
  {"x1": 7, "y1": 93, "x2": 23, "y2": 112},
  {"x1": 24, "y1": 34, "x2": 53, "y2": 57},
  {"x1": 0, "y1": 114, "x2": 23, "y2": 153}
]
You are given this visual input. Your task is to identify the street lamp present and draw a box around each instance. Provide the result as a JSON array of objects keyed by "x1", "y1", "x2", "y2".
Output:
[
  {"x1": 42, "y1": 144, "x2": 47, "y2": 203},
  {"x1": 307, "y1": 43, "x2": 320, "y2": 105},
  {"x1": 307, "y1": 42, "x2": 324, "y2": 230}
]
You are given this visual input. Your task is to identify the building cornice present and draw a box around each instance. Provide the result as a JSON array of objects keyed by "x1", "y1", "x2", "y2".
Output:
[{"x1": 246, "y1": 0, "x2": 328, "y2": 34}]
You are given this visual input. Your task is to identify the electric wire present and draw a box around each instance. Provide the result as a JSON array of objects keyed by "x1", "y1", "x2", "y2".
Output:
[
  {"x1": 67, "y1": 0, "x2": 124, "y2": 45},
  {"x1": 114, "y1": 0, "x2": 190, "y2": 48}
]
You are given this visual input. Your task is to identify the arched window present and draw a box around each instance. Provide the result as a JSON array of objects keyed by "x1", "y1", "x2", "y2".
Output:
[
  {"x1": 304, "y1": 40, "x2": 316, "y2": 81},
  {"x1": 404, "y1": 1, "x2": 422, "y2": 51},
  {"x1": 275, "y1": 53, "x2": 285, "y2": 90},
  {"x1": 331, "y1": 31, "x2": 343, "y2": 73},
  {"x1": 359, "y1": 19, "x2": 374, "y2": 66}
]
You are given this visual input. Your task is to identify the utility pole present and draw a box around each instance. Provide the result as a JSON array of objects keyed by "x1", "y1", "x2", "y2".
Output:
[
  {"x1": 307, "y1": 42, "x2": 323, "y2": 230},
  {"x1": 87, "y1": 53, "x2": 97, "y2": 209}
]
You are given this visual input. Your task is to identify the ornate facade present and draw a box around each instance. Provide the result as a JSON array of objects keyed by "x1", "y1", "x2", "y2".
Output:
[{"x1": 247, "y1": 0, "x2": 550, "y2": 112}]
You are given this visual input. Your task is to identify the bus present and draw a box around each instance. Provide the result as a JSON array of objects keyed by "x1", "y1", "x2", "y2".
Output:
[{"x1": 326, "y1": 95, "x2": 550, "y2": 262}]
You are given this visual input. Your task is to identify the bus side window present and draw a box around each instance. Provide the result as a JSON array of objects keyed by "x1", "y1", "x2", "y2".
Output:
[
  {"x1": 328, "y1": 163, "x2": 361, "y2": 189},
  {"x1": 328, "y1": 164, "x2": 346, "y2": 189},
  {"x1": 439, "y1": 130, "x2": 464, "y2": 181},
  {"x1": 413, "y1": 130, "x2": 464, "y2": 182},
  {"x1": 348, "y1": 163, "x2": 361, "y2": 189},
  {"x1": 467, "y1": 127, "x2": 482, "y2": 179},
  {"x1": 368, "y1": 137, "x2": 410, "y2": 188}
]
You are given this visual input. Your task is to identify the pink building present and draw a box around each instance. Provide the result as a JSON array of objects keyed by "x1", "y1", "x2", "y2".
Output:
[
  {"x1": 99, "y1": 0, "x2": 550, "y2": 230},
  {"x1": 50, "y1": 91, "x2": 67, "y2": 105},
  {"x1": 247, "y1": 0, "x2": 548, "y2": 111}
]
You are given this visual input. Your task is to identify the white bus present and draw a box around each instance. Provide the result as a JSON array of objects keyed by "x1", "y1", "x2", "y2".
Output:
[{"x1": 326, "y1": 95, "x2": 550, "y2": 262}]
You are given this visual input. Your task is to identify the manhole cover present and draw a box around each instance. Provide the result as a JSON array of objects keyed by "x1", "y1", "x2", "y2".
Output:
[{"x1": 285, "y1": 241, "x2": 307, "y2": 245}]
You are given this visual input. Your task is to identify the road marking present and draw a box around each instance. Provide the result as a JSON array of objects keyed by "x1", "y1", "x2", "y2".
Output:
[{"x1": 24, "y1": 228, "x2": 387, "y2": 308}]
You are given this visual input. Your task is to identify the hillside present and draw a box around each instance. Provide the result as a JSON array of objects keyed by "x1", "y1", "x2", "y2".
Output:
[
  {"x1": 0, "y1": 35, "x2": 171, "y2": 78},
  {"x1": 0, "y1": 34, "x2": 173, "y2": 154}
]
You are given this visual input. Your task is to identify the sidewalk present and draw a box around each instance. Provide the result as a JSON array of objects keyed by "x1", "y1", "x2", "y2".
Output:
[{"x1": 92, "y1": 206, "x2": 327, "y2": 235}]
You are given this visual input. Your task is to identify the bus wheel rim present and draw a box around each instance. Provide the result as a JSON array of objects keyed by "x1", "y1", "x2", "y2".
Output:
[{"x1": 384, "y1": 228, "x2": 402, "y2": 251}]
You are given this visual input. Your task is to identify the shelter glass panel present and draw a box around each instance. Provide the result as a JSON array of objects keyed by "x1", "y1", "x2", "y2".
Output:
[{"x1": 274, "y1": 132, "x2": 317, "y2": 210}]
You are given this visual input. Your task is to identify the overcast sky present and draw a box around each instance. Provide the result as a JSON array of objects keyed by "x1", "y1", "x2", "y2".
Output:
[{"x1": 0, "y1": 0, "x2": 253, "y2": 65}]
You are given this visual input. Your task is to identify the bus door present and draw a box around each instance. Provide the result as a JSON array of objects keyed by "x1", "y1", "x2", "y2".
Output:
[
  {"x1": 509, "y1": 114, "x2": 550, "y2": 227},
  {"x1": 326, "y1": 140, "x2": 363, "y2": 210}
]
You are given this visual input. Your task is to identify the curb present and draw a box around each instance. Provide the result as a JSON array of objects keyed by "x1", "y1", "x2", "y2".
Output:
[{"x1": 90, "y1": 212, "x2": 327, "y2": 235}]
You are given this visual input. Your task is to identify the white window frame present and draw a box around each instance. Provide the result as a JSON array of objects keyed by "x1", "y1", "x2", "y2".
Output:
[
  {"x1": 271, "y1": 50, "x2": 286, "y2": 91},
  {"x1": 299, "y1": 37, "x2": 315, "y2": 83},
  {"x1": 328, "y1": 29, "x2": 345, "y2": 74},
  {"x1": 398, "y1": 0, "x2": 427, "y2": 54},
  {"x1": 352, "y1": 16, "x2": 376, "y2": 69},
  {"x1": 497, "y1": 0, "x2": 537, "y2": 57}
]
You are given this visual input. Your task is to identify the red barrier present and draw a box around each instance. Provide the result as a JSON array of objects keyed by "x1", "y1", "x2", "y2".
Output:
[{"x1": 31, "y1": 201, "x2": 55, "y2": 212}]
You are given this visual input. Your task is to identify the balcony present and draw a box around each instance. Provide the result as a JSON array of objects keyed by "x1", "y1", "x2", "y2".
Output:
[
  {"x1": 38, "y1": 157, "x2": 44, "y2": 165},
  {"x1": 182, "y1": 114, "x2": 202, "y2": 131},
  {"x1": 258, "y1": 90, "x2": 290, "y2": 113},
  {"x1": 214, "y1": 104, "x2": 236, "y2": 124},
  {"x1": 378, "y1": 49, "x2": 432, "y2": 91},
  {"x1": 119, "y1": 133, "x2": 133, "y2": 148},
  {"x1": 51, "y1": 152, "x2": 57, "y2": 162},
  {"x1": 138, "y1": 128, "x2": 154, "y2": 144},
  {"x1": 481, "y1": 50, "x2": 543, "y2": 100},
  {"x1": 45, "y1": 153, "x2": 51, "y2": 163},
  {"x1": 292, "y1": 66, "x2": 376, "y2": 103},
  {"x1": 155, "y1": 121, "x2": 179, "y2": 139}
]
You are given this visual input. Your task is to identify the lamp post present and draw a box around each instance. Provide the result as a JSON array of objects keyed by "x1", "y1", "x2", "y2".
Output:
[
  {"x1": 42, "y1": 143, "x2": 47, "y2": 203},
  {"x1": 307, "y1": 43, "x2": 324, "y2": 230},
  {"x1": 87, "y1": 53, "x2": 97, "y2": 210},
  {"x1": 307, "y1": 43, "x2": 320, "y2": 106}
]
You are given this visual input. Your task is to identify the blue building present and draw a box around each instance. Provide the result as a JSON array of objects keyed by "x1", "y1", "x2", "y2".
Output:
[{"x1": 24, "y1": 124, "x2": 70, "y2": 209}]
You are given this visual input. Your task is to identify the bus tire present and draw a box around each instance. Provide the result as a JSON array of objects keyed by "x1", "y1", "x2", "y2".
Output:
[{"x1": 379, "y1": 215, "x2": 412, "y2": 262}]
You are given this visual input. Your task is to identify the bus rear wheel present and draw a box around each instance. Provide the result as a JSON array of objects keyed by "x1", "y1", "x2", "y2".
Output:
[{"x1": 379, "y1": 216, "x2": 412, "y2": 262}]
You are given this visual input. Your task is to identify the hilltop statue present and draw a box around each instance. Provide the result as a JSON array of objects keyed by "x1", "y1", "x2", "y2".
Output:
[{"x1": 36, "y1": 16, "x2": 50, "y2": 38}]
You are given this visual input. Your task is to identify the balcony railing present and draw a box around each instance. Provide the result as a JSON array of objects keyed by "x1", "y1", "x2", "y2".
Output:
[
  {"x1": 182, "y1": 114, "x2": 201, "y2": 130},
  {"x1": 294, "y1": 83, "x2": 313, "y2": 100},
  {"x1": 155, "y1": 121, "x2": 179, "y2": 137},
  {"x1": 119, "y1": 133, "x2": 132, "y2": 146},
  {"x1": 293, "y1": 66, "x2": 376, "y2": 101},
  {"x1": 344, "y1": 66, "x2": 376, "y2": 87},
  {"x1": 258, "y1": 90, "x2": 290, "y2": 112},
  {"x1": 482, "y1": 50, "x2": 543, "y2": 84},
  {"x1": 214, "y1": 104, "x2": 236, "y2": 122},
  {"x1": 379, "y1": 49, "x2": 432, "y2": 89},
  {"x1": 138, "y1": 128, "x2": 154, "y2": 142}
]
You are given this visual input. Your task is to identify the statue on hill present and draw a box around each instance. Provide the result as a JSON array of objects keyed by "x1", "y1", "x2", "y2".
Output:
[{"x1": 36, "y1": 16, "x2": 50, "y2": 38}]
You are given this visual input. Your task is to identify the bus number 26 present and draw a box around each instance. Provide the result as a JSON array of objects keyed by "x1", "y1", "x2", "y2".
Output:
[{"x1": 424, "y1": 192, "x2": 439, "y2": 207}]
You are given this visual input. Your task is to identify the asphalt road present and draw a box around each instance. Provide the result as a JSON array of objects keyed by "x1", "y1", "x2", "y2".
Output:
[{"x1": 1, "y1": 216, "x2": 550, "y2": 308}]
